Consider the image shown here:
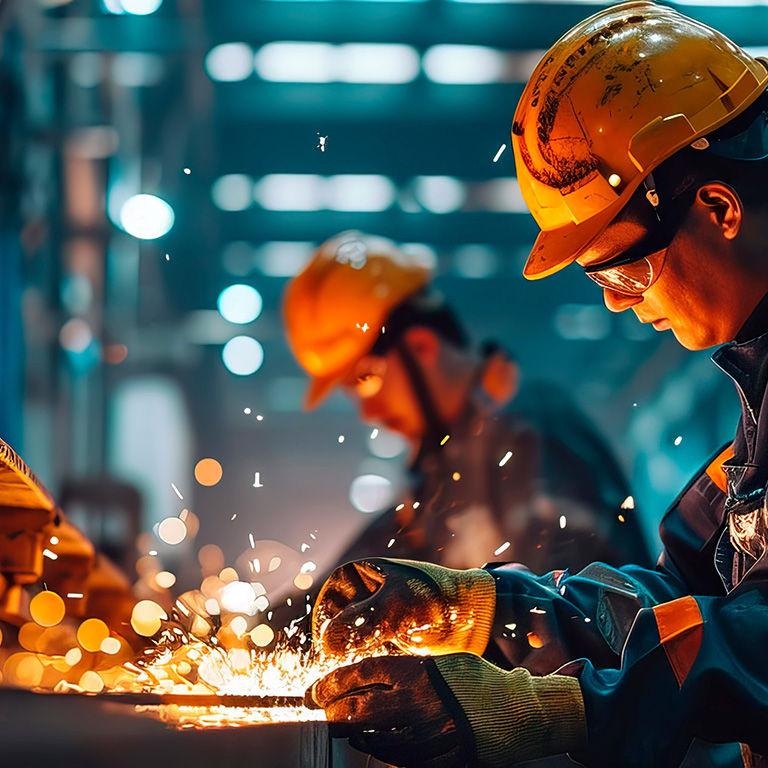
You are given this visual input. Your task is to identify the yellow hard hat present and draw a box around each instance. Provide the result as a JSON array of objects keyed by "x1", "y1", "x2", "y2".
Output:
[
  {"x1": 512, "y1": 0, "x2": 768, "y2": 280},
  {"x1": 283, "y1": 231, "x2": 430, "y2": 409}
]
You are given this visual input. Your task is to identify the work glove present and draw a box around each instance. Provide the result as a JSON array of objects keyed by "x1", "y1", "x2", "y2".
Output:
[
  {"x1": 309, "y1": 653, "x2": 586, "y2": 768},
  {"x1": 312, "y1": 558, "x2": 496, "y2": 658}
]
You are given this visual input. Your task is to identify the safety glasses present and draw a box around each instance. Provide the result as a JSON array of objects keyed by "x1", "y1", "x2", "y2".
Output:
[{"x1": 582, "y1": 174, "x2": 693, "y2": 296}]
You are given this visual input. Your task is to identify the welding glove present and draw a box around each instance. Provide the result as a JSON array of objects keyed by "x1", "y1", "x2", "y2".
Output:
[
  {"x1": 312, "y1": 558, "x2": 495, "y2": 658},
  {"x1": 309, "y1": 653, "x2": 586, "y2": 768}
]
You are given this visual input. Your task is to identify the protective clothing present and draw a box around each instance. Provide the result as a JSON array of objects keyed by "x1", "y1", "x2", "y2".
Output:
[
  {"x1": 511, "y1": 0, "x2": 768, "y2": 280},
  {"x1": 310, "y1": 653, "x2": 585, "y2": 768},
  {"x1": 283, "y1": 231, "x2": 429, "y2": 409},
  {"x1": 313, "y1": 558, "x2": 495, "y2": 658},
  {"x1": 480, "y1": 293, "x2": 768, "y2": 766}
]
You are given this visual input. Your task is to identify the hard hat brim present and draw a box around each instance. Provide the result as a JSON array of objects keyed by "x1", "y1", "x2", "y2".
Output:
[
  {"x1": 304, "y1": 373, "x2": 345, "y2": 411},
  {"x1": 523, "y1": 197, "x2": 627, "y2": 281}
]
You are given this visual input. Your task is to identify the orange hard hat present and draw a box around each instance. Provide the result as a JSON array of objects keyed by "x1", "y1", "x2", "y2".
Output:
[
  {"x1": 512, "y1": 0, "x2": 768, "y2": 280},
  {"x1": 283, "y1": 231, "x2": 430, "y2": 409}
]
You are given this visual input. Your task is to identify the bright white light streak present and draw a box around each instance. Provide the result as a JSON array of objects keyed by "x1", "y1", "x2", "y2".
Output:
[
  {"x1": 371, "y1": 428, "x2": 379, "y2": 439},
  {"x1": 67, "y1": 593, "x2": 84, "y2": 599},
  {"x1": 387, "y1": 538, "x2": 395, "y2": 548},
  {"x1": 171, "y1": 483, "x2": 184, "y2": 500},
  {"x1": 423, "y1": 45, "x2": 506, "y2": 84},
  {"x1": 674, "y1": 435, "x2": 683, "y2": 446},
  {"x1": 499, "y1": 451, "x2": 513, "y2": 467},
  {"x1": 621, "y1": 496, "x2": 635, "y2": 510},
  {"x1": 254, "y1": 174, "x2": 325, "y2": 211},
  {"x1": 43, "y1": 549, "x2": 58, "y2": 560},
  {"x1": 255, "y1": 42, "x2": 336, "y2": 83},
  {"x1": 204, "y1": 42, "x2": 254, "y2": 83},
  {"x1": 493, "y1": 144, "x2": 506, "y2": 162},
  {"x1": 338, "y1": 435, "x2": 345, "y2": 443},
  {"x1": 336, "y1": 44, "x2": 419, "y2": 84},
  {"x1": 494, "y1": 541, "x2": 510, "y2": 556},
  {"x1": 559, "y1": 515, "x2": 567, "y2": 529},
  {"x1": 326, "y1": 175, "x2": 396, "y2": 212},
  {"x1": 249, "y1": 533, "x2": 255, "y2": 548}
]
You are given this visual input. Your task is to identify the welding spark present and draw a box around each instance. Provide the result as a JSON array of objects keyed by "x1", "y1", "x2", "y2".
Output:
[
  {"x1": 493, "y1": 144, "x2": 507, "y2": 163},
  {"x1": 183, "y1": 167, "x2": 191, "y2": 175},
  {"x1": 499, "y1": 451, "x2": 513, "y2": 467},
  {"x1": 50, "y1": 536, "x2": 59, "y2": 545},
  {"x1": 396, "y1": 503, "x2": 405, "y2": 511},
  {"x1": 317, "y1": 134, "x2": 328, "y2": 152},
  {"x1": 253, "y1": 472, "x2": 263, "y2": 488},
  {"x1": 621, "y1": 495, "x2": 635, "y2": 510},
  {"x1": 387, "y1": 538, "x2": 395, "y2": 548},
  {"x1": 440, "y1": 435, "x2": 451, "y2": 446},
  {"x1": 301, "y1": 543, "x2": 310, "y2": 552},
  {"x1": 67, "y1": 592, "x2": 84, "y2": 599},
  {"x1": 244, "y1": 408, "x2": 251, "y2": 414},
  {"x1": 530, "y1": 607, "x2": 546, "y2": 614},
  {"x1": 165, "y1": 254, "x2": 170, "y2": 261},
  {"x1": 256, "y1": 414, "x2": 264, "y2": 421},
  {"x1": 43, "y1": 549, "x2": 58, "y2": 560},
  {"x1": 674, "y1": 435, "x2": 683, "y2": 446},
  {"x1": 337, "y1": 435, "x2": 345, "y2": 443},
  {"x1": 413, "y1": 502, "x2": 420, "y2": 509},
  {"x1": 249, "y1": 534, "x2": 255, "y2": 548},
  {"x1": 494, "y1": 541, "x2": 510, "y2": 556},
  {"x1": 231, "y1": 514, "x2": 237, "y2": 520},
  {"x1": 310, "y1": 532, "x2": 317, "y2": 540},
  {"x1": 171, "y1": 483, "x2": 184, "y2": 500},
  {"x1": 371, "y1": 429, "x2": 379, "y2": 439},
  {"x1": 559, "y1": 516, "x2": 567, "y2": 529}
]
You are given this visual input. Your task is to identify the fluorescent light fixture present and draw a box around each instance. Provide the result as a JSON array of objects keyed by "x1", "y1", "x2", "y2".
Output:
[
  {"x1": 254, "y1": 174, "x2": 325, "y2": 211},
  {"x1": 255, "y1": 242, "x2": 315, "y2": 277},
  {"x1": 211, "y1": 174, "x2": 255, "y2": 212},
  {"x1": 119, "y1": 0, "x2": 163, "y2": 14},
  {"x1": 413, "y1": 176, "x2": 466, "y2": 213},
  {"x1": 255, "y1": 42, "x2": 335, "y2": 83},
  {"x1": 119, "y1": 194, "x2": 174, "y2": 239},
  {"x1": 337, "y1": 44, "x2": 420, "y2": 84},
  {"x1": 453, "y1": 245, "x2": 498, "y2": 279},
  {"x1": 326, "y1": 174, "x2": 396, "y2": 212},
  {"x1": 217, "y1": 285, "x2": 263, "y2": 325},
  {"x1": 222, "y1": 336, "x2": 265, "y2": 376},
  {"x1": 423, "y1": 45, "x2": 506, "y2": 84},
  {"x1": 205, "y1": 43, "x2": 254, "y2": 82},
  {"x1": 480, "y1": 178, "x2": 529, "y2": 213}
]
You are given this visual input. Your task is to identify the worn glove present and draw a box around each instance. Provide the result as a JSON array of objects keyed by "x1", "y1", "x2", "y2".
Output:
[
  {"x1": 312, "y1": 558, "x2": 496, "y2": 658},
  {"x1": 309, "y1": 653, "x2": 586, "y2": 768}
]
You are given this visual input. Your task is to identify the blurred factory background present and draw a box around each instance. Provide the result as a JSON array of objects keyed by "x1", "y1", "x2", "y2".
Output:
[{"x1": 0, "y1": 0, "x2": 761, "y2": 591}]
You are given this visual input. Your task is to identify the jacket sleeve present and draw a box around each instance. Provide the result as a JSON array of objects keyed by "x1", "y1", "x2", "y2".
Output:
[
  {"x1": 485, "y1": 447, "x2": 731, "y2": 674},
  {"x1": 565, "y1": 585, "x2": 768, "y2": 767},
  {"x1": 485, "y1": 560, "x2": 687, "y2": 674}
]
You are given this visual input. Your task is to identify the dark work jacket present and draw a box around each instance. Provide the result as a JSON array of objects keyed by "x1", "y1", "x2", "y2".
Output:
[
  {"x1": 486, "y1": 301, "x2": 768, "y2": 767},
  {"x1": 337, "y1": 361, "x2": 650, "y2": 575}
]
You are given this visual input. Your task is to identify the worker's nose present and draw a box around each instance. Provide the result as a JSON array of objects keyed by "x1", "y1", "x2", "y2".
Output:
[{"x1": 602, "y1": 288, "x2": 643, "y2": 313}]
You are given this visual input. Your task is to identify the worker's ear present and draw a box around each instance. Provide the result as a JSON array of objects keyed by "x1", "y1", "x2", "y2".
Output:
[
  {"x1": 401, "y1": 327, "x2": 441, "y2": 370},
  {"x1": 482, "y1": 353, "x2": 519, "y2": 405},
  {"x1": 696, "y1": 181, "x2": 743, "y2": 241}
]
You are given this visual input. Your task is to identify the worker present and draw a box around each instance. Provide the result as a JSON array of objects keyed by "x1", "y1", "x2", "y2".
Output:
[
  {"x1": 307, "y1": 3, "x2": 768, "y2": 767},
  {"x1": 283, "y1": 230, "x2": 649, "y2": 578}
]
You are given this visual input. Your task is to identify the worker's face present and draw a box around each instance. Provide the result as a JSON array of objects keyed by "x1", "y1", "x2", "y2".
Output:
[
  {"x1": 577, "y1": 182, "x2": 748, "y2": 350},
  {"x1": 342, "y1": 350, "x2": 426, "y2": 444}
]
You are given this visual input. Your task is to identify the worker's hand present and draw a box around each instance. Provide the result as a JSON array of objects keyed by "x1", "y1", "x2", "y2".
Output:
[
  {"x1": 309, "y1": 653, "x2": 587, "y2": 768},
  {"x1": 312, "y1": 558, "x2": 496, "y2": 658}
]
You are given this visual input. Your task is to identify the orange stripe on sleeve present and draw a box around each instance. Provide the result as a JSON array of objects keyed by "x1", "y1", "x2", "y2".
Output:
[{"x1": 653, "y1": 596, "x2": 704, "y2": 688}]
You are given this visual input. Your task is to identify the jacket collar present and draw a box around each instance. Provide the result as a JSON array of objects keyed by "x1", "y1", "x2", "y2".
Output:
[{"x1": 713, "y1": 293, "x2": 768, "y2": 422}]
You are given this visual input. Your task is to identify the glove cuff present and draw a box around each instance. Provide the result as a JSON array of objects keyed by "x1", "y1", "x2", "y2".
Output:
[
  {"x1": 391, "y1": 559, "x2": 496, "y2": 655},
  {"x1": 434, "y1": 656, "x2": 586, "y2": 767}
]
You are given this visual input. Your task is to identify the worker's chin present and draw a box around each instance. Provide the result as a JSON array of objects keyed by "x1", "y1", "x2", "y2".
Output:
[{"x1": 671, "y1": 325, "x2": 723, "y2": 351}]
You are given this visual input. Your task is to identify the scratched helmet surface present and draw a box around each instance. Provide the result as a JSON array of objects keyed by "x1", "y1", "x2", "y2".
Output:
[
  {"x1": 511, "y1": 0, "x2": 768, "y2": 280},
  {"x1": 283, "y1": 231, "x2": 430, "y2": 409}
]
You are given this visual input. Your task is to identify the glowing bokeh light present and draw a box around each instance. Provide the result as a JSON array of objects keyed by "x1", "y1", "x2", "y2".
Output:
[
  {"x1": 195, "y1": 458, "x2": 223, "y2": 486},
  {"x1": 131, "y1": 600, "x2": 167, "y2": 637},
  {"x1": 222, "y1": 336, "x2": 264, "y2": 376},
  {"x1": 119, "y1": 194, "x2": 175, "y2": 239},
  {"x1": 30, "y1": 591, "x2": 66, "y2": 628},
  {"x1": 217, "y1": 284, "x2": 263, "y2": 324},
  {"x1": 77, "y1": 618, "x2": 110, "y2": 653},
  {"x1": 349, "y1": 474, "x2": 394, "y2": 513},
  {"x1": 205, "y1": 43, "x2": 254, "y2": 82},
  {"x1": 157, "y1": 516, "x2": 187, "y2": 545}
]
